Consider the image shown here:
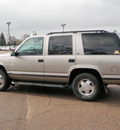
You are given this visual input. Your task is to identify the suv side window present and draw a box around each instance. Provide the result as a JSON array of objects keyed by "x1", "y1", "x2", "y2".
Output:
[
  {"x1": 82, "y1": 33, "x2": 120, "y2": 55},
  {"x1": 48, "y1": 35, "x2": 72, "y2": 55},
  {"x1": 17, "y1": 37, "x2": 44, "y2": 56}
]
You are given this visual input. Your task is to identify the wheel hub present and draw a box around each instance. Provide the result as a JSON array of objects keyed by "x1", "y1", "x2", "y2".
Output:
[{"x1": 78, "y1": 79, "x2": 95, "y2": 96}]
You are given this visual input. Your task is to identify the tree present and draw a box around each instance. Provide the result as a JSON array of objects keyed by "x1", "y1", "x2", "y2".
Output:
[
  {"x1": 0, "y1": 33, "x2": 6, "y2": 46},
  {"x1": 15, "y1": 39, "x2": 23, "y2": 45},
  {"x1": 13, "y1": 41, "x2": 17, "y2": 46},
  {"x1": 10, "y1": 36, "x2": 16, "y2": 45},
  {"x1": 21, "y1": 34, "x2": 30, "y2": 41}
]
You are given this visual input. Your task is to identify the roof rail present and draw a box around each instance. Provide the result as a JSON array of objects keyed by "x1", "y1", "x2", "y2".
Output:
[{"x1": 47, "y1": 30, "x2": 108, "y2": 35}]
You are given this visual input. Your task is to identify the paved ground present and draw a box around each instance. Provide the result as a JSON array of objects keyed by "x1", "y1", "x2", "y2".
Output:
[
  {"x1": 0, "y1": 85, "x2": 120, "y2": 130},
  {"x1": 0, "y1": 51, "x2": 120, "y2": 130}
]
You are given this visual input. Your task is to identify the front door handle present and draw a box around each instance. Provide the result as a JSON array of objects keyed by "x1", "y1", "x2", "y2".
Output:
[
  {"x1": 38, "y1": 59, "x2": 44, "y2": 62},
  {"x1": 69, "y1": 59, "x2": 75, "y2": 62}
]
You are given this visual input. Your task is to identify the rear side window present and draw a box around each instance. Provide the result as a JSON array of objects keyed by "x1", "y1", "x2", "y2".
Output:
[
  {"x1": 82, "y1": 33, "x2": 120, "y2": 55},
  {"x1": 48, "y1": 35, "x2": 72, "y2": 55}
]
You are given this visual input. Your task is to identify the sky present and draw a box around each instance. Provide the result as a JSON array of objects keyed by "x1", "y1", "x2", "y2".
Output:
[{"x1": 0, "y1": 0, "x2": 120, "y2": 39}]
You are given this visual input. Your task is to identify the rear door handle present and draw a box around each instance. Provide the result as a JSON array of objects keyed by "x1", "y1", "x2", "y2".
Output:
[
  {"x1": 38, "y1": 59, "x2": 44, "y2": 62},
  {"x1": 69, "y1": 59, "x2": 75, "y2": 62}
]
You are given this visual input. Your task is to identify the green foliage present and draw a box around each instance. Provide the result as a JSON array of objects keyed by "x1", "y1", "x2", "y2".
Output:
[
  {"x1": 0, "y1": 33, "x2": 6, "y2": 46},
  {"x1": 13, "y1": 41, "x2": 17, "y2": 45}
]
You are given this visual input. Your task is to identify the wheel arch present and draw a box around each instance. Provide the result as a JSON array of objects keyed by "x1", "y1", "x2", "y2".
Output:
[
  {"x1": 0, "y1": 65, "x2": 8, "y2": 75},
  {"x1": 69, "y1": 68, "x2": 103, "y2": 85}
]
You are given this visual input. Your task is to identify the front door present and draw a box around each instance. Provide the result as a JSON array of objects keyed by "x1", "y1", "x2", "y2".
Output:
[{"x1": 9, "y1": 37, "x2": 45, "y2": 82}]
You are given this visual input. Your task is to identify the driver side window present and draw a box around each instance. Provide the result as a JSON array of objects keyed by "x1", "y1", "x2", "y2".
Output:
[{"x1": 17, "y1": 37, "x2": 44, "y2": 56}]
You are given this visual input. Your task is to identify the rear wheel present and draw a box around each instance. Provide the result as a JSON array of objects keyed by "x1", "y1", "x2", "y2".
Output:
[
  {"x1": 72, "y1": 73, "x2": 101, "y2": 101},
  {"x1": 0, "y1": 70, "x2": 10, "y2": 91}
]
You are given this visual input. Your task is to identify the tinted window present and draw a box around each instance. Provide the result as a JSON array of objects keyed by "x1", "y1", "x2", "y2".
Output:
[
  {"x1": 48, "y1": 36, "x2": 72, "y2": 55},
  {"x1": 17, "y1": 37, "x2": 43, "y2": 56},
  {"x1": 82, "y1": 33, "x2": 120, "y2": 55}
]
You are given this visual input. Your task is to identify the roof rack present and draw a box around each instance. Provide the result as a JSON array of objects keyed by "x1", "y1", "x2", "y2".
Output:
[{"x1": 47, "y1": 30, "x2": 108, "y2": 35}]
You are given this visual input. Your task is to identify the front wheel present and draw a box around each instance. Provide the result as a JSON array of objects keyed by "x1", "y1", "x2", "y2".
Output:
[
  {"x1": 72, "y1": 73, "x2": 101, "y2": 101},
  {"x1": 0, "y1": 70, "x2": 10, "y2": 91}
]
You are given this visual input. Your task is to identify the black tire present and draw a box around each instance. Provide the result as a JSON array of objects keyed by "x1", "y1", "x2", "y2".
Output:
[
  {"x1": 72, "y1": 73, "x2": 101, "y2": 101},
  {"x1": 0, "y1": 69, "x2": 10, "y2": 91}
]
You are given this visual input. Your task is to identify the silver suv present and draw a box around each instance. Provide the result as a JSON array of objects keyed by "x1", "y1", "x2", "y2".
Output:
[{"x1": 0, "y1": 30, "x2": 120, "y2": 101}]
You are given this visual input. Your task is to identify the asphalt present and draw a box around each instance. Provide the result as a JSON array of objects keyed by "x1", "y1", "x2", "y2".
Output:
[{"x1": 0, "y1": 85, "x2": 120, "y2": 130}]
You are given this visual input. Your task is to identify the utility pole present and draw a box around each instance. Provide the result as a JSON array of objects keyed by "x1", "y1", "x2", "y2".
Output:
[
  {"x1": 6, "y1": 22, "x2": 11, "y2": 46},
  {"x1": 61, "y1": 24, "x2": 66, "y2": 32}
]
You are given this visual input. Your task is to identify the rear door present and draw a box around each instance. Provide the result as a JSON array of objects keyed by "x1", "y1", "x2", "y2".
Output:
[{"x1": 44, "y1": 34, "x2": 76, "y2": 83}]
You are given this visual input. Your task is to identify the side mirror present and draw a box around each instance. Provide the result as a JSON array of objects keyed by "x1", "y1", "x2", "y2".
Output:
[{"x1": 11, "y1": 51, "x2": 19, "y2": 56}]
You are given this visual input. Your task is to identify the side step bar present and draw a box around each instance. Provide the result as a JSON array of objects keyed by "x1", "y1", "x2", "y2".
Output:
[{"x1": 12, "y1": 81, "x2": 68, "y2": 88}]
